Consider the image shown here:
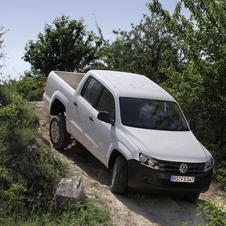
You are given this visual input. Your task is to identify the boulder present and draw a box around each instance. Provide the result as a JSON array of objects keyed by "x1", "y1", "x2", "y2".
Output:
[
  {"x1": 35, "y1": 136, "x2": 50, "y2": 147},
  {"x1": 54, "y1": 176, "x2": 85, "y2": 208}
]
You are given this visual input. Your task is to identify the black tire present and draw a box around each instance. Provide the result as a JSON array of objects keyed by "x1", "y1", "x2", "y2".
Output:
[
  {"x1": 183, "y1": 192, "x2": 200, "y2": 203},
  {"x1": 110, "y1": 155, "x2": 128, "y2": 194},
  {"x1": 49, "y1": 115, "x2": 71, "y2": 150}
]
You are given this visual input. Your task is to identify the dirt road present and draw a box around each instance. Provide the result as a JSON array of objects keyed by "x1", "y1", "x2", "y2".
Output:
[{"x1": 31, "y1": 101, "x2": 224, "y2": 226}]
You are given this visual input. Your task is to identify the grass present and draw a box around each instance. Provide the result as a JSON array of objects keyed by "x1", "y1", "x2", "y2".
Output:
[
  {"x1": 0, "y1": 197, "x2": 111, "y2": 226},
  {"x1": 0, "y1": 85, "x2": 111, "y2": 225}
]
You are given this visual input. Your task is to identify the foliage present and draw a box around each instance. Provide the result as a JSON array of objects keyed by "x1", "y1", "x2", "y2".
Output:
[
  {"x1": 0, "y1": 197, "x2": 111, "y2": 226},
  {"x1": 0, "y1": 83, "x2": 13, "y2": 106},
  {"x1": 197, "y1": 199, "x2": 226, "y2": 226},
  {"x1": 0, "y1": 84, "x2": 111, "y2": 225},
  {"x1": 210, "y1": 143, "x2": 226, "y2": 187},
  {"x1": 23, "y1": 15, "x2": 104, "y2": 77},
  {"x1": 101, "y1": 14, "x2": 184, "y2": 83},
  {"x1": 0, "y1": 93, "x2": 33, "y2": 128},
  {"x1": 72, "y1": 198, "x2": 111, "y2": 225},
  {"x1": 181, "y1": 199, "x2": 226, "y2": 225},
  {"x1": 0, "y1": 26, "x2": 4, "y2": 51},
  {"x1": 0, "y1": 26, "x2": 7, "y2": 71},
  {"x1": 0, "y1": 89, "x2": 39, "y2": 146},
  {"x1": 0, "y1": 85, "x2": 62, "y2": 204},
  {"x1": 0, "y1": 70, "x2": 45, "y2": 101},
  {"x1": 14, "y1": 71, "x2": 45, "y2": 101},
  {"x1": 148, "y1": 0, "x2": 226, "y2": 183},
  {"x1": 0, "y1": 167, "x2": 8, "y2": 181},
  {"x1": 0, "y1": 183, "x2": 27, "y2": 203}
]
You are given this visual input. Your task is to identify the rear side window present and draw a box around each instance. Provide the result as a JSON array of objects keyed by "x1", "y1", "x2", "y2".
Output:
[
  {"x1": 96, "y1": 88, "x2": 115, "y2": 120},
  {"x1": 81, "y1": 77, "x2": 102, "y2": 105}
]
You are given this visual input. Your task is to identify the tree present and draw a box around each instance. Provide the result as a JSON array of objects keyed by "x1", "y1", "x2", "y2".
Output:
[
  {"x1": 23, "y1": 15, "x2": 103, "y2": 77},
  {"x1": 0, "y1": 26, "x2": 7, "y2": 73},
  {"x1": 100, "y1": 14, "x2": 184, "y2": 83},
  {"x1": 148, "y1": 0, "x2": 226, "y2": 183}
]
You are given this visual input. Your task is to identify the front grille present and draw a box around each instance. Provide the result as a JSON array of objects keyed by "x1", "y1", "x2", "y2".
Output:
[
  {"x1": 157, "y1": 179, "x2": 202, "y2": 188},
  {"x1": 158, "y1": 160, "x2": 205, "y2": 174}
]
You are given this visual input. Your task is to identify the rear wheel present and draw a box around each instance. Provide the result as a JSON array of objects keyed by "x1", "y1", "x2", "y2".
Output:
[
  {"x1": 49, "y1": 115, "x2": 71, "y2": 150},
  {"x1": 110, "y1": 155, "x2": 128, "y2": 194}
]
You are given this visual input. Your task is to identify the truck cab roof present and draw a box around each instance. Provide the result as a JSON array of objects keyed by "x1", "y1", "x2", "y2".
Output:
[{"x1": 88, "y1": 70, "x2": 175, "y2": 102}]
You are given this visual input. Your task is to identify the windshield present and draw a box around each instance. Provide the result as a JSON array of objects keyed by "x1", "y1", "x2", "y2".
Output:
[{"x1": 120, "y1": 98, "x2": 189, "y2": 131}]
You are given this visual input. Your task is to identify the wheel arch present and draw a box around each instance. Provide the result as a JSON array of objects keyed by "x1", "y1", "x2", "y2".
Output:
[
  {"x1": 108, "y1": 149, "x2": 129, "y2": 170},
  {"x1": 108, "y1": 150, "x2": 121, "y2": 170},
  {"x1": 50, "y1": 91, "x2": 69, "y2": 115},
  {"x1": 50, "y1": 98, "x2": 65, "y2": 115},
  {"x1": 107, "y1": 140, "x2": 134, "y2": 170}
]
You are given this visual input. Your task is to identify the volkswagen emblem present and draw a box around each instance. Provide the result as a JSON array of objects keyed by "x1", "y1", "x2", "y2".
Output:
[{"x1": 179, "y1": 163, "x2": 188, "y2": 173}]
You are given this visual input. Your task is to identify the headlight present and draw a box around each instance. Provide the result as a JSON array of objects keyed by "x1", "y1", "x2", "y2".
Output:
[
  {"x1": 204, "y1": 157, "x2": 214, "y2": 172},
  {"x1": 139, "y1": 153, "x2": 160, "y2": 170}
]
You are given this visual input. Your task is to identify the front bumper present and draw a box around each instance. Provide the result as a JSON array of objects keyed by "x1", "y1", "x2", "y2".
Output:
[{"x1": 127, "y1": 159, "x2": 213, "y2": 195}]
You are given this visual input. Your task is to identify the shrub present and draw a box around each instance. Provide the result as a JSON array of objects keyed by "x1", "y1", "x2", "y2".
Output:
[
  {"x1": 0, "y1": 84, "x2": 12, "y2": 106},
  {"x1": 198, "y1": 199, "x2": 226, "y2": 226},
  {"x1": 0, "y1": 91, "x2": 39, "y2": 157},
  {"x1": 15, "y1": 73, "x2": 46, "y2": 101},
  {"x1": 0, "y1": 83, "x2": 111, "y2": 225}
]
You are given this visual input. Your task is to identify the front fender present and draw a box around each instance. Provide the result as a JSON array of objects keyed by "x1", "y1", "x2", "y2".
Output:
[{"x1": 105, "y1": 140, "x2": 135, "y2": 168}]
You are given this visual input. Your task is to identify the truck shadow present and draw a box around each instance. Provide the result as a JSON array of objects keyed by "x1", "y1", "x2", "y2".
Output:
[
  {"x1": 63, "y1": 139, "x2": 112, "y2": 186},
  {"x1": 56, "y1": 138, "x2": 206, "y2": 226}
]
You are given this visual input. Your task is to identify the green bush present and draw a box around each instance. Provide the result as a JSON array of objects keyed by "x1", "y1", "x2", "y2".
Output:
[
  {"x1": 209, "y1": 144, "x2": 226, "y2": 189},
  {"x1": 0, "y1": 197, "x2": 111, "y2": 226},
  {"x1": 15, "y1": 73, "x2": 46, "y2": 101},
  {"x1": 0, "y1": 72, "x2": 45, "y2": 102},
  {"x1": 0, "y1": 84, "x2": 12, "y2": 106},
  {"x1": 0, "y1": 90, "x2": 39, "y2": 156},
  {"x1": 198, "y1": 199, "x2": 226, "y2": 226},
  {"x1": 0, "y1": 82, "x2": 111, "y2": 225}
]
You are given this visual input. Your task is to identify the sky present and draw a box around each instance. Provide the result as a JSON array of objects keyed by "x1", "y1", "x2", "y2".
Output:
[{"x1": 0, "y1": 0, "x2": 188, "y2": 80}]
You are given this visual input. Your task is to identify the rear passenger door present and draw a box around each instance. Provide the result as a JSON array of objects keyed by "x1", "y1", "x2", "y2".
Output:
[
  {"x1": 71, "y1": 76, "x2": 102, "y2": 149},
  {"x1": 85, "y1": 87, "x2": 116, "y2": 164}
]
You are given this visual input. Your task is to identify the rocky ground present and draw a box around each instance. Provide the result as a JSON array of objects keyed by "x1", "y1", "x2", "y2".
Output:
[{"x1": 30, "y1": 101, "x2": 225, "y2": 226}]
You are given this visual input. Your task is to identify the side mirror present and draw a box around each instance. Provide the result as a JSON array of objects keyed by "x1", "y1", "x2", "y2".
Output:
[
  {"x1": 189, "y1": 120, "x2": 196, "y2": 130},
  {"x1": 97, "y1": 111, "x2": 115, "y2": 126}
]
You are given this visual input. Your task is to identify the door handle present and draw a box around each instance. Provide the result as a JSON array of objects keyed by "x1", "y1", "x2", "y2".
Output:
[{"x1": 89, "y1": 116, "x2": 94, "y2": 121}]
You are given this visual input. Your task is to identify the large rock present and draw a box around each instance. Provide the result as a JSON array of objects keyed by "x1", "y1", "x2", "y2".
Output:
[{"x1": 54, "y1": 176, "x2": 85, "y2": 208}]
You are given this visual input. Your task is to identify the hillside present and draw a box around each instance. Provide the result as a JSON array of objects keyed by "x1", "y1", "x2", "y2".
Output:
[{"x1": 31, "y1": 101, "x2": 225, "y2": 226}]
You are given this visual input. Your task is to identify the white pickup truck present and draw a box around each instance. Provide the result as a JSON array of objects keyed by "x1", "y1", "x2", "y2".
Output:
[{"x1": 43, "y1": 70, "x2": 214, "y2": 202}]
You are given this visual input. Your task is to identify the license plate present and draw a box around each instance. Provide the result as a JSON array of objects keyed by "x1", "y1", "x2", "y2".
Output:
[{"x1": 170, "y1": 176, "x2": 195, "y2": 183}]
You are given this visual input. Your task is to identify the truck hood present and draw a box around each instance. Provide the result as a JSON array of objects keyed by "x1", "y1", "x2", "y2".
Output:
[{"x1": 123, "y1": 126, "x2": 210, "y2": 162}]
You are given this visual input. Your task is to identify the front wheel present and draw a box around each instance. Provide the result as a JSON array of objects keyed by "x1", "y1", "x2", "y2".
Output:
[
  {"x1": 110, "y1": 155, "x2": 128, "y2": 194},
  {"x1": 49, "y1": 115, "x2": 71, "y2": 150}
]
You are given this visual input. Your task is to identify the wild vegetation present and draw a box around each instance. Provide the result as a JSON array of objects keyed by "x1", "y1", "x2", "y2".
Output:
[
  {"x1": 1, "y1": 24, "x2": 110, "y2": 223},
  {"x1": 0, "y1": 84, "x2": 111, "y2": 225},
  {"x1": 23, "y1": 15, "x2": 104, "y2": 77},
  {"x1": 1, "y1": 0, "x2": 226, "y2": 224}
]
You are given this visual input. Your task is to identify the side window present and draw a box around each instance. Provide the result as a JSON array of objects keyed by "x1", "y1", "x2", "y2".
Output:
[
  {"x1": 96, "y1": 88, "x2": 115, "y2": 119},
  {"x1": 81, "y1": 77, "x2": 102, "y2": 105}
]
